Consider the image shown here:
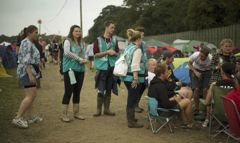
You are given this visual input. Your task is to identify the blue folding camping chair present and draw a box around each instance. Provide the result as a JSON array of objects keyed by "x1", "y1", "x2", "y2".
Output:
[{"x1": 147, "y1": 97, "x2": 180, "y2": 134}]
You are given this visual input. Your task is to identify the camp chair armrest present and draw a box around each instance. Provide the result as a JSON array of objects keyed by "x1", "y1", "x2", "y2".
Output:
[
  {"x1": 157, "y1": 108, "x2": 180, "y2": 112},
  {"x1": 157, "y1": 108, "x2": 170, "y2": 112},
  {"x1": 169, "y1": 108, "x2": 180, "y2": 112}
]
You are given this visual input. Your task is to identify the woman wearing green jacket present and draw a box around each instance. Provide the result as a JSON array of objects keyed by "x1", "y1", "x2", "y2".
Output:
[
  {"x1": 123, "y1": 29, "x2": 146, "y2": 128},
  {"x1": 61, "y1": 25, "x2": 87, "y2": 122}
]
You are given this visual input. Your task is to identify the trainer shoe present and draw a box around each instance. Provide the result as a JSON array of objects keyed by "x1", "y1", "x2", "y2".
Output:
[
  {"x1": 28, "y1": 116, "x2": 43, "y2": 124},
  {"x1": 202, "y1": 119, "x2": 209, "y2": 128},
  {"x1": 12, "y1": 117, "x2": 28, "y2": 128}
]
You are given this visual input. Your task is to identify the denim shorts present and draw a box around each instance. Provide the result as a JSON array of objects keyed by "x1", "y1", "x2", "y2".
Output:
[{"x1": 19, "y1": 74, "x2": 36, "y2": 88}]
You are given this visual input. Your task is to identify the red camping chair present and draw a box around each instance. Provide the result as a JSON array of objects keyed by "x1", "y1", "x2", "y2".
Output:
[{"x1": 221, "y1": 96, "x2": 240, "y2": 142}]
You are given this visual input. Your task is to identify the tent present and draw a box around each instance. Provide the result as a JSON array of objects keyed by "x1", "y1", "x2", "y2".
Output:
[
  {"x1": 145, "y1": 39, "x2": 182, "y2": 59},
  {"x1": 0, "y1": 45, "x2": 17, "y2": 68},
  {"x1": 172, "y1": 39, "x2": 217, "y2": 54},
  {"x1": 173, "y1": 58, "x2": 190, "y2": 85},
  {"x1": 115, "y1": 36, "x2": 128, "y2": 52},
  {"x1": 0, "y1": 58, "x2": 12, "y2": 77},
  {"x1": 145, "y1": 39, "x2": 169, "y2": 48},
  {"x1": 0, "y1": 41, "x2": 11, "y2": 46}
]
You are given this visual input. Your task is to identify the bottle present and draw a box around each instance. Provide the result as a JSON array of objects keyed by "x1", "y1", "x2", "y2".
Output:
[
  {"x1": 219, "y1": 57, "x2": 223, "y2": 65},
  {"x1": 68, "y1": 68, "x2": 76, "y2": 85}
]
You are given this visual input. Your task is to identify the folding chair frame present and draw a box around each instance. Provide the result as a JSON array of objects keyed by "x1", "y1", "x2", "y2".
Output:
[
  {"x1": 208, "y1": 85, "x2": 231, "y2": 137},
  {"x1": 221, "y1": 96, "x2": 240, "y2": 142},
  {"x1": 147, "y1": 97, "x2": 180, "y2": 134},
  {"x1": 148, "y1": 109, "x2": 175, "y2": 134}
]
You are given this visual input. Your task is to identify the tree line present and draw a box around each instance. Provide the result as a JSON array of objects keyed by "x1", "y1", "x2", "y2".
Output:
[
  {"x1": 1, "y1": 0, "x2": 239, "y2": 43},
  {"x1": 85, "y1": 0, "x2": 240, "y2": 42}
]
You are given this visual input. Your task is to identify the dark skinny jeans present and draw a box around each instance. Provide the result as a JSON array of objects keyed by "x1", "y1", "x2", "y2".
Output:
[{"x1": 62, "y1": 71, "x2": 84, "y2": 104}]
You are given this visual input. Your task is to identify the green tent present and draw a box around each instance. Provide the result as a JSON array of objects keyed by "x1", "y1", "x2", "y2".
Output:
[{"x1": 172, "y1": 39, "x2": 217, "y2": 53}]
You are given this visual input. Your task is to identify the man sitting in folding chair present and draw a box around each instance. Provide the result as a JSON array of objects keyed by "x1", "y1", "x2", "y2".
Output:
[{"x1": 148, "y1": 63, "x2": 194, "y2": 131}]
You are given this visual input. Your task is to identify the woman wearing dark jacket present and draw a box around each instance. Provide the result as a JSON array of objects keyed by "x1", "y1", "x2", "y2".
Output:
[{"x1": 148, "y1": 63, "x2": 194, "y2": 128}]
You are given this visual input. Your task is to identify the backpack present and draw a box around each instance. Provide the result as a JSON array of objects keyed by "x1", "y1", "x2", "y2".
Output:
[
  {"x1": 113, "y1": 44, "x2": 139, "y2": 77},
  {"x1": 113, "y1": 53, "x2": 128, "y2": 77}
]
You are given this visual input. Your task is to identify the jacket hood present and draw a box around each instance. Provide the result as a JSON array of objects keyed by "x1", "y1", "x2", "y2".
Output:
[{"x1": 150, "y1": 76, "x2": 162, "y2": 85}]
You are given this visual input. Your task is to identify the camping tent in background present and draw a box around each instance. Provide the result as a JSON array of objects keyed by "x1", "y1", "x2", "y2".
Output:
[
  {"x1": 0, "y1": 45, "x2": 17, "y2": 68},
  {"x1": 0, "y1": 58, "x2": 12, "y2": 77},
  {"x1": 0, "y1": 41, "x2": 11, "y2": 46},
  {"x1": 173, "y1": 58, "x2": 190, "y2": 85},
  {"x1": 115, "y1": 36, "x2": 128, "y2": 52},
  {"x1": 145, "y1": 39, "x2": 169, "y2": 48},
  {"x1": 172, "y1": 39, "x2": 217, "y2": 54},
  {"x1": 173, "y1": 57, "x2": 189, "y2": 69},
  {"x1": 145, "y1": 39, "x2": 182, "y2": 59}
]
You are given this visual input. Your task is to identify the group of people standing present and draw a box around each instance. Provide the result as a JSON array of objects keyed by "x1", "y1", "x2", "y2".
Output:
[
  {"x1": 12, "y1": 20, "x2": 240, "y2": 130},
  {"x1": 12, "y1": 21, "x2": 148, "y2": 129}
]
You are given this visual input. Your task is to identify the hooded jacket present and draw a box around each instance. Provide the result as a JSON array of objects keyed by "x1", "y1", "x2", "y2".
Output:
[{"x1": 148, "y1": 76, "x2": 178, "y2": 108}]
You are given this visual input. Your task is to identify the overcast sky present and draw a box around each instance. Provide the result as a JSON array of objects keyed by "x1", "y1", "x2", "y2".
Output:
[{"x1": 0, "y1": 0, "x2": 123, "y2": 37}]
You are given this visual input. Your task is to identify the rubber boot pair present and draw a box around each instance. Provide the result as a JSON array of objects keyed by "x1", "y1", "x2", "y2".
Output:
[{"x1": 93, "y1": 94, "x2": 115, "y2": 117}]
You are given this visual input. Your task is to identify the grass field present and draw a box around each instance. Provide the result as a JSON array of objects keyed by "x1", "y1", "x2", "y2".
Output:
[{"x1": 0, "y1": 69, "x2": 24, "y2": 139}]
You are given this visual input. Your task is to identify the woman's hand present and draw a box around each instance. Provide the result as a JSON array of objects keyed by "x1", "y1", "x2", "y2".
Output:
[
  {"x1": 194, "y1": 71, "x2": 201, "y2": 79},
  {"x1": 131, "y1": 79, "x2": 139, "y2": 89},
  {"x1": 107, "y1": 49, "x2": 117, "y2": 56},
  {"x1": 29, "y1": 74, "x2": 36, "y2": 83},
  {"x1": 80, "y1": 59, "x2": 88, "y2": 64},
  {"x1": 176, "y1": 81, "x2": 182, "y2": 87}
]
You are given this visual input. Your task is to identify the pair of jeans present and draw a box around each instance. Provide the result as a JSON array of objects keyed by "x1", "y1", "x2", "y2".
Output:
[{"x1": 124, "y1": 82, "x2": 143, "y2": 108}]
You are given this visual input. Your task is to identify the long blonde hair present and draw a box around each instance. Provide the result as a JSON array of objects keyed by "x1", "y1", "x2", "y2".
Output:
[{"x1": 127, "y1": 29, "x2": 141, "y2": 42}]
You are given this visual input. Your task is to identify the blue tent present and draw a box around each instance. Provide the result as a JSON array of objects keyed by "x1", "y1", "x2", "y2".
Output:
[
  {"x1": 173, "y1": 62, "x2": 190, "y2": 85},
  {"x1": 0, "y1": 45, "x2": 17, "y2": 68}
]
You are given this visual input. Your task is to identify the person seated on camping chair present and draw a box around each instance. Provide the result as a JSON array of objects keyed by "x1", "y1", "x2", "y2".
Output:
[
  {"x1": 148, "y1": 63, "x2": 194, "y2": 129},
  {"x1": 147, "y1": 58, "x2": 157, "y2": 85},
  {"x1": 201, "y1": 62, "x2": 235, "y2": 127},
  {"x1": 161, "y1": 51, "x2": 193, "y2": 100},
  {"x1": 226, "y1": 71, "x2": 240, "y2": 113}
]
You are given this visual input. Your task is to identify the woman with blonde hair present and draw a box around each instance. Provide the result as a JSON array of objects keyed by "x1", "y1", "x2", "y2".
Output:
[
  {"x1": 200, "y1": 39, "x2": 236, "y2": 125},
  {"x1": 122, "y1": 29, "x2": 146, "y2": 128},
  {"x1": 210, "y1": 39, "x2": 236, "y2": 83}
]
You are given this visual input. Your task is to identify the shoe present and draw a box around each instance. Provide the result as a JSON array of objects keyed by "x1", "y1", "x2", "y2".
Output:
[
  {"x1": 135, "y1": 106, "x2": 143, "y2": 113},
  {"x1": 73, "y1": 104, "x2": 85, "y2": 120},
  {"x1": 202, "y1": 119, "x2": 209, "y2": 128},
  {"x1": 181, "y1": 123, "x2": 201, "y2": 130},
  {"x1": 28, "y1": 116, "x2": 43, "y2": 124},
  {"x1": 12, "y1": 117, "x2": 28, "y2": 128},
  {"x1": 74, "y1": 114, "x2": 85, "y2": 120},
  {"x1": 128, "y1": 122, "x2": 144, "y2": 128}
]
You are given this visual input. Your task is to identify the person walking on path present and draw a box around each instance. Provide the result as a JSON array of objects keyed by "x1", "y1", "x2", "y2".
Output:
[{"x1": 85, "y1": 42, "x2": 94, "y2": 71}]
